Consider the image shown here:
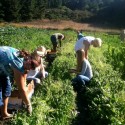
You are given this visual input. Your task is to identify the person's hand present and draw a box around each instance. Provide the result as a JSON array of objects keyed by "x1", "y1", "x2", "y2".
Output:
[{"x1": 69, "y1": 69, "x2": 77, "y2": 73}]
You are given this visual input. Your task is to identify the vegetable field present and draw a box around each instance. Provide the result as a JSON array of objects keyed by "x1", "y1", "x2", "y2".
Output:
[{"x1": 0, "y1": 25, "x2": 125, "y2": 125}]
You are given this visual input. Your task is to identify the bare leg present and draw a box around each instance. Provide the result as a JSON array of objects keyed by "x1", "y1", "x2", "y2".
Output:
[
  {"x1": 76, "y1": 50, "x2": 84, "y2": 72},
  {"x1": 1, "y1": 97, "x2": 12, "y2": 117}
]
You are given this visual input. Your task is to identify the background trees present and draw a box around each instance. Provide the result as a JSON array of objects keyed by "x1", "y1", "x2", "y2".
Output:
[{"x1": 0, "y1": 0, "x2": 125, "y2": 27}]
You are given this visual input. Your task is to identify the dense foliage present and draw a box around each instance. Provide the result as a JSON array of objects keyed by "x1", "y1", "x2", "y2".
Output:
[
  {"x1": 0, "y1": 26, "x2": 125, "y2": 125},
  {"x1": 0, "y1": 0, "x2": 125, "y2": 27}
]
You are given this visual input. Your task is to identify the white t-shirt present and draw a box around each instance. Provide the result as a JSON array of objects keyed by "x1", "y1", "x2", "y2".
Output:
[
  {"x1": 53, "y1": 33, "x2": 64, "y2": 40},
  {"x1": 27, "y1": 66, "x2": 41, "y2": 79},
  {"x1": 75, "y1": 36, "x2": 95, "y2": 52}
]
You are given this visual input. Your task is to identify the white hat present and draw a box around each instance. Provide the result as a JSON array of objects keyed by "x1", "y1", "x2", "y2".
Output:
[
  {"x1": 36, "y1": 46, "x2": 47, "y2": 57},
  {"x1": 36, "y1": 51, "x2": 45, "y2": 57}
]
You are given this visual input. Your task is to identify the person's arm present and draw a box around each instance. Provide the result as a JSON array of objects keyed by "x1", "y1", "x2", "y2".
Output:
[
  {"x1": 59, "y1": 39, "x2": 61, "y2": 47},
  {"x1": 58, "y1": 34, "x2": 64, "y2": 47},
  {"x1": 69, "y1": 68, "x2": 80, "y2": 74},
  {"x1": 40, "y1": 64, "x2": 46, "y2": 79},
  {"x1": 85, "y1": 50, "x2": 88, "y2": 59},
  {"x1": 84, "y1": 40, "x2": 90, "y2": 59},
  {"x1": 13, "y1": 68, "x2": 31, "y2": 105},
  {"x1": 76, "y1": 50, "x2": 83, "y2": 72}
]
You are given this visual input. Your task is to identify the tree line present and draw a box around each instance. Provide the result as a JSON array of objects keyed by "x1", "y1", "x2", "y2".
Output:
[{"x1": 0, "y1": 0, "x2": 125, "y2": 27}]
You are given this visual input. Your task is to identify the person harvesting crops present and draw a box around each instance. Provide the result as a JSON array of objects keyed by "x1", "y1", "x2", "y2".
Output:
[
  {"x1": 69, "y1": 49, "x2": 93, "y2": 92},
  {"x1": 74, "y1": 36, "x2": 102, "y2": 70},
  {"x1": 0, "y1": 46, "x2": 41, "y2": 120},
  {"x1": 27, "y1": 46, "x2": 48, "y2": 86},
  {"x1": 50, "y1": 33, "x2": 65, "y2": 52}
]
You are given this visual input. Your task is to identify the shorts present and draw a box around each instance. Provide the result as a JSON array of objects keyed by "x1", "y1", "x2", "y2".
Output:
[{"x1": 0, "y1": 75, "x2": 12, "y2": 106}]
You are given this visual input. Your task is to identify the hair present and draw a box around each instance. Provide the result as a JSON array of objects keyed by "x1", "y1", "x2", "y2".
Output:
[
  {"x1": 18, "y1": 49, "x2": 41, "y2": 65},
  {"x1": 36, "y1": 46, "x2": 46, "y2": 52},
  {"x1": 94, "y1": 38, "x2": 102, "y2": 47},
  {"x1": 18, "y1": 49, "x2": 30, "y2": 58},
  {"x1": 30, "y1": 51, "x2": 41, "y2": 65},
  {"x1": 58, "y1": 34, "x2": 65, "y2": 40}
]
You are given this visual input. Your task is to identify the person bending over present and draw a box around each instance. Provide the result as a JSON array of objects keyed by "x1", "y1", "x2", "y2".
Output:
[
  {"x1": 69, "y1": 49, "x2": 93, "y2": 92},
  {"x1": 26, "y1": 46, "x2": 48, "y2": 86},
  {"x1": 50, "y1": 33, "x2": 65, "y2": 52},
  {"x1": 0, "y1": 46, "x2": 41, "y2": 119},
  {"x1": 75, "y1": 36, "x2": 102, "y2": 71}
]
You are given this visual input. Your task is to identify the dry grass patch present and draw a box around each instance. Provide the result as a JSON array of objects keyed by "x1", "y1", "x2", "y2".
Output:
[{"x1": 0, "y1": 19, "x2": 120, "y2": 33}]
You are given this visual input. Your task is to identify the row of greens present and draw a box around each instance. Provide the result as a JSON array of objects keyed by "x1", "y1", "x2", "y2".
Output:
[{"x1": 0, "y1": 25, "x2": 125, "y2": 125}]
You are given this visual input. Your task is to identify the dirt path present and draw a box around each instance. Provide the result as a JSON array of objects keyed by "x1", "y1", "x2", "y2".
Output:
[{"x1": 1, "y1": 19, "x2": 121, "y2": 33}]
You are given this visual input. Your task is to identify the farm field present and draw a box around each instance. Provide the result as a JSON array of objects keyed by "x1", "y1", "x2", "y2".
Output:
[{"x1": 0, "y1": 24, "x2": 125, "y2": 125}]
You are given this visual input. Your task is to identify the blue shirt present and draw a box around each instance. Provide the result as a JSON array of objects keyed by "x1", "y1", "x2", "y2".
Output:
[
  {"x1": 77, "y1": 33, "x2": 84, "y2": 40},
  {"x1": 0, "y1": 46, "x2": 24, "y2": 76}
]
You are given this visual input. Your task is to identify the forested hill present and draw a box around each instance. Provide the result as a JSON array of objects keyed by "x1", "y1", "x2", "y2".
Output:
[{"x1": 0, "y1": 0, "x2": 125, "y2": 27}]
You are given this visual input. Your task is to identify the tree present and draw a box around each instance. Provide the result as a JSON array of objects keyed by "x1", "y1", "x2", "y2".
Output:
[
  {"x1": 20, "y1": 0, "x2": 35, "y2": 21},
  {"x1": 0, "y1": 1, "x2": 4, "y2": 21},
  {"x1": 33, "y1": 0, "x2": 47, "y2": 19},
  {"x1": 1, "y1": 0, "x2": 21, "y2": 22}
]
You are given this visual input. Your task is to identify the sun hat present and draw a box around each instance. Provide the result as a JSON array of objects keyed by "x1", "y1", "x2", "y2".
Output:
[{"x1": 36, "y1": 46, "x2": 47, "y2": 57}]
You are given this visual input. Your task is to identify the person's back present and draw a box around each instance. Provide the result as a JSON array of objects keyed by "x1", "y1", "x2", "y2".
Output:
[
  {"x1": 0, "y1": 46, "x2": 19, "y2": 64},
  {"x1": 75, "y1": 36, "x2": 95, "y2": 51},
  {"x1": 75, "y1": 37, "x2": 86, "y2": 52},
  {"x1": 83, "y1": 36, "x2": 95, "y2": 43},
  {"x1": 0, "y1": 46, "x2": 24, "y2": 75},
  {"x1": 53, "y1": 33, "x2": 64, "y2": 39}
]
